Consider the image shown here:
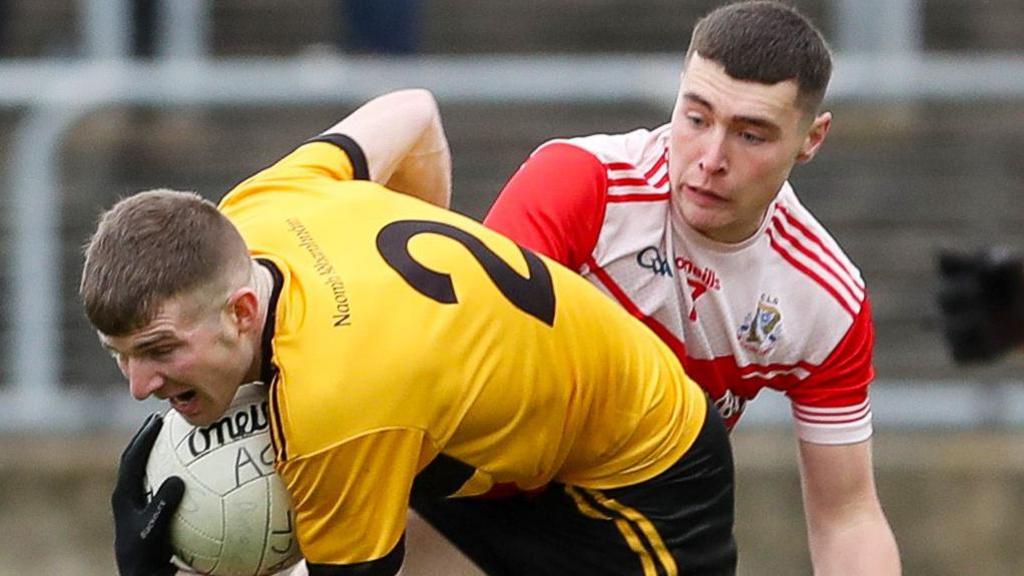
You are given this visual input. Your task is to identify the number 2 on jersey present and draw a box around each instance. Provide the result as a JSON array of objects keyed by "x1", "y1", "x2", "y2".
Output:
[{"x1": 376, "y1": 220, "x2": 556, "y2": 326}]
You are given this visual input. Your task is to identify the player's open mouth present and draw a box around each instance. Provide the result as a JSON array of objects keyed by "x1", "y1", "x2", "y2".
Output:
[{"x1": 170, "y1": 390, "x2": 200, "y2": 415}]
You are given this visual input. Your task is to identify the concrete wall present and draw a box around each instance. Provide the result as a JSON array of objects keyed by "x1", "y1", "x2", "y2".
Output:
[{"x1": 3, "y1": 427, "x2": 1021, "y2": 575}]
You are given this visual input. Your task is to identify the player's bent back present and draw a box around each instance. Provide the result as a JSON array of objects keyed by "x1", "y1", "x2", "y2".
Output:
[{"x1": 220, "y1": 139, "x2": 736, "y2": 575}]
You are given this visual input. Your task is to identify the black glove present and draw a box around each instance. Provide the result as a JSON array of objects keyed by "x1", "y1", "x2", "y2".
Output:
[
  {"x1": 937, "y1": 247, "x2": 1024, "y2": 364},
  {"x1": 112, "y1": 413, "x2": 185, "y2": 576}
]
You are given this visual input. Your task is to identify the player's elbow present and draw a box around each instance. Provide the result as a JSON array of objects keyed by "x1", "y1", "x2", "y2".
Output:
[{"x1": 389, "y1": 88, "x2": 441, "y2": 129}]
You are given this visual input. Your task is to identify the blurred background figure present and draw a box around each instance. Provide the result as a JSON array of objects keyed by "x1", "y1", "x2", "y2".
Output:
[
  {"x1": 937, "y1": 248, "x2": 1024, "y2": 364},
  {"x1": 338, "y1": 0, "x2": 421, "y2": 55},
  {"x1": 0, "y1": 1, "x2": 8, "y2": 55},
  {"x1": 130, "y1": 0, "x2": 157, "y2": 58}
]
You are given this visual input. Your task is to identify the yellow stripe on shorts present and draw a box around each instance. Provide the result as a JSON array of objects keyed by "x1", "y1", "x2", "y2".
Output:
[{"x1": 565, "y1": 486, "x2": 678, "y2": 576}]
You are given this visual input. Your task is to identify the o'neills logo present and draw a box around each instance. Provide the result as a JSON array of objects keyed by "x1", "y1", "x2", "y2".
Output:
[
  {"x1": 713, "y1": 389, "x2": 747, "y2": 430},
  {"x1": 675, "y1": 257, "x2": 721, "y2": 292},
  {"x1": 676, "y1": 257, "x2": 721, "y2": 321},
  {"x1": 186, "y1": 400, "x2": 270, "y2": 458}
]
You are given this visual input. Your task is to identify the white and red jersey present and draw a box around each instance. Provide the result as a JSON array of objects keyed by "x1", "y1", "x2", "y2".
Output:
[{"x1": 485, "y1": 125, "x2": 874, "y2": 445}]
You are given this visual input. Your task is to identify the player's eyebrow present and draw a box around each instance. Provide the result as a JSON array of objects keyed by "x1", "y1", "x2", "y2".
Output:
[
  {"x1": 683, "y1": 92, "x2": 714, "y2": 111},
  {"x1": 102, "y1": 331, "x2": 177, "y2": 356},
  {"x1": 683, "y1": 92, "x2": 783, "y2": 138}
]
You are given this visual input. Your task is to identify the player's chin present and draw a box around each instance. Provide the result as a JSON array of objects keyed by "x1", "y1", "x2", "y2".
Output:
[
  {"x1": 175, "y1": 401, "x2": 220, "y2": 427},
  {"x1": 680, "y1": 204, "x2": 729, "y2": 235},
  {"x1": 181, "y1": 412, "x2": 215, "y2": 427}
]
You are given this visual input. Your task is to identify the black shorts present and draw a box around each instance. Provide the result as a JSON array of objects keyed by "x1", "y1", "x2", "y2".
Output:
[{"x1": 412, "y1": 396, "x2": 736, "y2": 576}]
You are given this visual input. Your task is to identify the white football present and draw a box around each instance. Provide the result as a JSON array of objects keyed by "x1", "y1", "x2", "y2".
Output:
[{"x1": 145, "y1": 382, "x2": 302, "y2": 576}]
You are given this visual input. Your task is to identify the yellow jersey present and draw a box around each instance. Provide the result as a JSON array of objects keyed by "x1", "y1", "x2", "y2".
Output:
[{"x1": 218, "y1": 137, "x2": 707, "y2": 568}]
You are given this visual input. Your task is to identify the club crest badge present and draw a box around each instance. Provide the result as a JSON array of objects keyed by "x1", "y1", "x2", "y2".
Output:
[{"x1": 737, "y1": 293, "x2": 783, "y2": 354}]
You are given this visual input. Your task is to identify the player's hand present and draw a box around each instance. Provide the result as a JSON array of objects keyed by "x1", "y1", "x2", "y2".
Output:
[
  {"x1": 112, "y1": 413, "x2": 185, "y2": 576},
  {"x1": 937, "y1": 247, "x2": 1024, "y2": 363}
]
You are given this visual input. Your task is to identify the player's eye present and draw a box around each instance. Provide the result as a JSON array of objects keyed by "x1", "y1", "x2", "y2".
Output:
[
  {"x1": 739, "y1": 130, "x2": 766, "y2": 144},
  {"x1": 686, "y1": 114, "x2": 706, "y2": 128},
  {"x1": 145, "y1": 345, "x2": 177, "y2": 359}
]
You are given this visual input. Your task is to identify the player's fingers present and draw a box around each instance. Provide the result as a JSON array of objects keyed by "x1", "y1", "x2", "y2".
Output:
[
  {"x1": 114, "y1": 413, "x2": 164, "y2": 506},
  {"x1": 150, "y1": 476, "x2": 185, "y2": 514},
  {"x1": 144, "y1": 476, "x2": 185, "y2": 540}
]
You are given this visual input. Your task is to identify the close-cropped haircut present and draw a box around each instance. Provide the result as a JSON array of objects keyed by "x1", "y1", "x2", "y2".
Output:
[
  {"x1": 686, "y1": 1, "x2": 833, "y2": 114},
  {"x1": 80, "y1": 189, "x2": 251, "y2": 336}
]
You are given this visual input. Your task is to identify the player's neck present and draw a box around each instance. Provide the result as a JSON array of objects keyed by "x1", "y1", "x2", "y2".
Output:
[
  {"x1": 247, "y1": 260, "x2": 275, "y2": 383},
  {"x1": 253, "y1": 261, "x2": 274, "y2": 326}
]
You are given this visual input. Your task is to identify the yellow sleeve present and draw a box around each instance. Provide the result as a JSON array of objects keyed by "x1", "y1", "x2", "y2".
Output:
[
  {"x1": 270, "y1": 140, "x2": 360, "y2": 182},
  {"x1": 277, "y1": 428, "x2": 426, "y2": 567},
  {"x1": 221, "y1": 138, "x2": 367, "y2": 212}
]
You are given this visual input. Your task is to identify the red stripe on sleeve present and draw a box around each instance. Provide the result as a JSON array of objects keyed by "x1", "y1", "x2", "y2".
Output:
[
  {"x1": 770, "y1": 216, "x2": 860, "y2": 306},
  {"x1": 768, "y1": 229, "x2": 857, "y2": 318},
  {"x1": 607, "y1": 177, "x2": 651, "y2": 187},
  {"x1": 776, "y1": 205, "x2": 864, "y2": 291},
  {"x1": 643, "y1": 153, "x2": 667, "y2": 181},
  {"x1": 792, "y1": 401, "x2": 871, "y2": 424},
  {"x1": 606, "y1": 192, "x2": 671, "y2": 203}
]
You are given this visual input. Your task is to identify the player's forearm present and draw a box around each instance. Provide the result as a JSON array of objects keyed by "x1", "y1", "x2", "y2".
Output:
[
  {"x1": 320, "y1": 89, "x2": 452, "y2": 208},
  {"x1": 382, "y1": 115, "x2": 452, "y2": 210},
  {"x1": 798, "y1": 440, "x2": 900, "y2": 575},
  {"x1": 808, "y1": 515, "x2": 901, "y2": 575}
]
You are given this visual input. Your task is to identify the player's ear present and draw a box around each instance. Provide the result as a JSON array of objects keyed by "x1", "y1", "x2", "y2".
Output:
[
  {"x1": 796, "y1": 111, "x2": 831, "y2": 164},
  {"x1": 226, "y1": 287, "x2": 260, "y2": 335}
]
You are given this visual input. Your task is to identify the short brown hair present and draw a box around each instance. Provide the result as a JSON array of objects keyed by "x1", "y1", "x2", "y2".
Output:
[
  {"x1": 80, "y1": 189, "x2": 251, "y2": 336},
  {"x1": 685, "y1": 1, "x2": 832, "y2": 114}
]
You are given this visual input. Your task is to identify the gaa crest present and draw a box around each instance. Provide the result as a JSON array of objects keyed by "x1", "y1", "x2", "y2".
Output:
[{"x1": 737, "y1": 293, "x2": 783, "y2": 355}]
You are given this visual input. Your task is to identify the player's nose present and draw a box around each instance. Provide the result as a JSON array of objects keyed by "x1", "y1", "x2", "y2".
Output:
[
  {"x1": 697, "y1": 131, "x2": 728, "y2": 174},
  {"x1": 126, "y1": 359, "x2": 164, "y2": 400}
]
